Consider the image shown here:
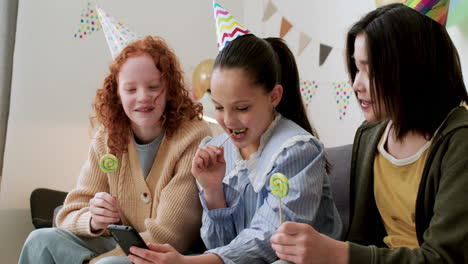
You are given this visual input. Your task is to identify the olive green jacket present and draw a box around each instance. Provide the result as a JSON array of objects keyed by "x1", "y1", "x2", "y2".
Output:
[{"x1": 347, "y1": 106, "x2": 468, "y2": 263}]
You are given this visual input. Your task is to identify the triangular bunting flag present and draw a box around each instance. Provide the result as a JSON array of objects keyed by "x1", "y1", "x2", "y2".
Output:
[
  {"x1": 300, "y1": 78, "x2": 319, "y2": 108},
  {"x1": 263, "y1": 0, "x2": 278, "y2": 22},
  {"x1": 319, "y1": 43, "x2": 332, "y2": 66},
  {"x1": 298, "y1": 32, "x2": 311, "y2": 56},
  {"x1": 280, "y1": 17, "x2": 292, "y2": 38},
  {"x1": 333, "y1": 81, "x2": 353, "y2": 120}
]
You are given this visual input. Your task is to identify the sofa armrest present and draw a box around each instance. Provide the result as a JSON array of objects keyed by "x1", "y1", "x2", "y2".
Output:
[
  {"x1": 30, "y1": 188, "x2": 68, "y2": 229},
  {"x1": 52, "y1": 205, "x2": 64, "y2": 227}
]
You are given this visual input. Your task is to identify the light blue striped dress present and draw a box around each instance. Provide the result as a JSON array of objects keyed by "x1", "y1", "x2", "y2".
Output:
[{"x1": 198, "y1": 115, "x2": 342, "y2": 264}]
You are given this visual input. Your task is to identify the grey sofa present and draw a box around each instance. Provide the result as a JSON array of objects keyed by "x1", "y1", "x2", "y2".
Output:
[
  {"x1": 326, "y1": 144, "x2": 352, "y2": 239},
  {"x1": 31, "y1": 144, "x2": 353, "y2": 240}
]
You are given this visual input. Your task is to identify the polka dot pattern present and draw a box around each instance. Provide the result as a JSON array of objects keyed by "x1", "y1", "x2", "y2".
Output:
[
  {"x1": 97, "y1": 7, "x2": 138, "y2": 58},
  {"x1": 74, "y1": 2, "x2": 100, "y2": 39},
  {"x1": 333, "y1": 81, "x2": 352, "y2": 120},
  {"x1": 300, "y1": 78, "x2": 318, "y2": 108}
]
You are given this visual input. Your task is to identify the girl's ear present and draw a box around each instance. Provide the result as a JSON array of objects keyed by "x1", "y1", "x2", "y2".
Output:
[{"x1": 270, "y1": 84, "x2": 283, "y2": 107}]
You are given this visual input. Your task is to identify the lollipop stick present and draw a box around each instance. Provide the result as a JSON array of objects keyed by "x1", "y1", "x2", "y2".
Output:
[
  {"x1": 270, "y1": 172, "x2": 289, "y2": 226},
  {"x1": 219, "y1": 131, "x2": 235, "y2": 147},
  {"x1": 279, "y1": 197, "x2": 283, "y2": 224}
]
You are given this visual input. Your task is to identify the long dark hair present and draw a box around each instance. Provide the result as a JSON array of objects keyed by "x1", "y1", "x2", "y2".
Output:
[
  {"x1": 346, "y1": 3, "x2": 467, "y2": 140},
  {"x1": 214, "y1": 34, "x2": 331, "y2": 172},
  {"x1": 214, "y1": 34, "x2": 315, "y2": 136}
]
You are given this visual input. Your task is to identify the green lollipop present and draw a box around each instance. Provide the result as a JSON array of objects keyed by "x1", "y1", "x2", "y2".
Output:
[
  {"x1": 99, "y1": 154, "x2": 118, "y2": 173},
  {"x1": 270, "y1": 173, "x2": 289, "y2": 224}
]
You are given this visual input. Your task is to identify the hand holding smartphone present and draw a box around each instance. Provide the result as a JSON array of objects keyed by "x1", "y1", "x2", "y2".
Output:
[{"x1": 107, "y1": 224, "x2": 149, "y2": 255}]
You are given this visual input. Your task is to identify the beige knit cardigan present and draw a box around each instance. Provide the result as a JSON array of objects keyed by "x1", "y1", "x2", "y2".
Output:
[{"x1": 56, "y1": 118, "x2": 212, "y2": 262}]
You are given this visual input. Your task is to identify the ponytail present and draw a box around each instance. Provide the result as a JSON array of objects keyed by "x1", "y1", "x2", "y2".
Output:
[
  {"x1": 214, "y1": 35, "x2": 330, "y2": 172},
  {"x1": 264, "y1": 38, "x2": 316, "y2": 136},
  {"x1": 266, "y1": 38, "x2": 331, "y2": 173},
  {"x1": 214, "y1": 35, "x2": 317, "y2": 135}
]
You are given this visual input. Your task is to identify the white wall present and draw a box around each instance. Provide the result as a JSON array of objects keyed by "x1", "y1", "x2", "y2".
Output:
[
  {"x1": 448, "y1": 25, "x2": 468, "y2": 80},
  {"x1": 242, "y1": 0, "x2": 370, "y2": 147},
  {"x1": 0, "y1": 0, "x2": 241, "y2": 262},
  {"x1": 244, "y1": 0, "x2": 468, "y2": 147}
]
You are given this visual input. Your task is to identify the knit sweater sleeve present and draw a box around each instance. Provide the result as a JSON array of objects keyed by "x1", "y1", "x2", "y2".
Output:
[
  {"x1": 139, "y1": 120, "x2": 212, "y2": 253},
  {"x1": 55, "y1": 130, "x2": 110, "y2": 237}
]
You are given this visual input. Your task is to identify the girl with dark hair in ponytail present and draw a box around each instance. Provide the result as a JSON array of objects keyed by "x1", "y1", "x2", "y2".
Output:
[
  {"x1": 190, "y1": 33, "x2": 342, "y2": 263},
  {"x1": 126, "y1": 34, "x2": 342, "y2": 264}
]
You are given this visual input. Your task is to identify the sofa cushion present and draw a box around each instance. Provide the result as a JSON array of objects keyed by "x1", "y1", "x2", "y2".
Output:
[{"x1": 326, "y1": 144, "x2": 352, "y2": 240}]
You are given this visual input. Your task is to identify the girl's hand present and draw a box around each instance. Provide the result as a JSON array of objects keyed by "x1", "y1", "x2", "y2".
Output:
[
  {"x1": 89, "y1": 192, "x2": 120, "y2": 232},
  {"x1": 128, "y1": 243, "x2": 186, "y2": 264},
  {"x1": 191, "y1": 145, "x2": 226, "y2": 193},
  {"x1": 270, "y1": 222, "x2": 348, "y2": 264}
]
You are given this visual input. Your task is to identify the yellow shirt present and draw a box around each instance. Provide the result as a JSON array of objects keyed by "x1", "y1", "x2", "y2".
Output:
[{"x1": 374, "y1": 122, "x2": 431, "y2": 249}]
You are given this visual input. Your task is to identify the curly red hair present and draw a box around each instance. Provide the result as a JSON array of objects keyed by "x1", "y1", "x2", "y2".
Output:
[{"x1": 93, "y1": 36, "x2": 203, "y2": 154}]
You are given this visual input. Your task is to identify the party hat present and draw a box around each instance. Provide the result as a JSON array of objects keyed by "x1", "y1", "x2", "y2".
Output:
[
  {"x1": 213, "y1": 0, "x2": 250, "y2": 51},
  {"x1": 404, "y1": 0, "x2": 450, "y2": 25},
  {"x1": 96, "y1": 7, "x2": 139, "y2": 58},
  {"x1": 74, "y1": 2, "x2": 101, "y2": 39}
]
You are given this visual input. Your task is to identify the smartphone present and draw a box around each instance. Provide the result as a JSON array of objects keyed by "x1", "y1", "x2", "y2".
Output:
[{"x1": 107, "y1": 224, "x2": 149, "y2": 255}]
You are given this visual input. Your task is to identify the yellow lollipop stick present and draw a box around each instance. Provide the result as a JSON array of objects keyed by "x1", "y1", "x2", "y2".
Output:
[
  {"x1": 219, "y1": 129, "x2": 243, "y2": 147},
  {"x1": 99, "y1": 154, "x2": 118, "y2": 174},
  {"x1": 270, "y1": 173, "x2": 289, "y2": 224},
  {"x1": 219, "y1": 131, "x2": 234, "y2": 147}
]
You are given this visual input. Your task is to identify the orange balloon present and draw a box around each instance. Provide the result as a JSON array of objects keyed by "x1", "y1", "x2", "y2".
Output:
[
  {"x1": 192, "y1": 59, "x2": 215, "y2": 100},
  {"x1": 375, "y1": 0, "x2": 404, "y2": 7}
]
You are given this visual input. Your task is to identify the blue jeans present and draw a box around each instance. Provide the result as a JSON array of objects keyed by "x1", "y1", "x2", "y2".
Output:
[{"x1": 19, "y1": 227, "x2": 131, "y2": 264}]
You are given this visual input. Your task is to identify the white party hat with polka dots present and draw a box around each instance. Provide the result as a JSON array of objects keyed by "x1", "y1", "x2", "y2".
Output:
[{"x1": 96, "y1": 7, "x2": 138, "y2": 58}]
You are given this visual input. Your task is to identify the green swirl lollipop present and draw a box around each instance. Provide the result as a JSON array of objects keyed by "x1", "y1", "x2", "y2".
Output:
[
  {"x1": 99, "y1": 154, "x2": 118, "y2": 173},
  {"x1": 270, "y1": 173, "x2": 289, "y2": 224},
  {"x1": 270, "y1": 172, "x2": 290, "y2": 198}
]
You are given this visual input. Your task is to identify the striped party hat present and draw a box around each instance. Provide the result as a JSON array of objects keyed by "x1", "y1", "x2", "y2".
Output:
[
  {"x1": 97, "y1": 7, "x2": 139, "y2": 58},
  {"x1": 213, "y1": 0, "x2": 251, "y2": 51},
  {"x1": 404, "y1": 0, "x2": 450, "y2": 25}
]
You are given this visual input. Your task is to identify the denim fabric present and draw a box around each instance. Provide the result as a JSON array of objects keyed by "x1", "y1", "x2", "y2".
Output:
[
  {"x1": 272, "y1": 261, "x2": 292, "y2": 264},
  {"x1": 95, "y1": 256, "x2": 131, "y2": 264},
  {"x1": 18, "y1": 227, "x2": 126, "y2": 264}
]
